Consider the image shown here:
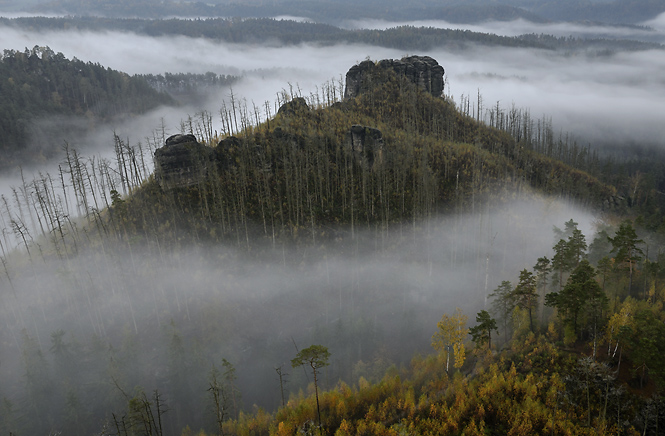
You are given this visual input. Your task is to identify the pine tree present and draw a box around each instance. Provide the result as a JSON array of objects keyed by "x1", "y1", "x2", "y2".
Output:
[
  {"x1": 512, "y1": 269, "x2": 538, "y2": 332},
  {"x1": 489, "y1": 281, "x2": 515, "y2": 341},
  {"x1": 469, "y1": 310, "x2": 498, "y2": 350},
  {"x1": 608, "y1": 220, "x2": 644, "y2": 297},
  {"x1": 545, "y1": 260, "x2": 604, "y2": 338},
  {"x1": 291, "y1": 345, "x2": 330, "y2": 431}
]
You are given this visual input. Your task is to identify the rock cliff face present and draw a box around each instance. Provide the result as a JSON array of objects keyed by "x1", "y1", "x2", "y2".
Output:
[
  {"x1": 344, "y1": 55, "x2": 445, "y2": 100},
  {"x1": 153, "y1": 134, "x2": 213, "y2": 188},
  {"x1": 348, "y1": 125, "x2": 383, "y2": 168}
]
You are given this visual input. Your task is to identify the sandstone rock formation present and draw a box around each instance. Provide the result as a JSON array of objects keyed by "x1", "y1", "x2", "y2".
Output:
[
  {"x1": 215, "y1": 135, "x2": 242, "y2": 171},
  {"x1": 344, "y1": 55, "x2": 445, "y2": 100},
  {"x1": 154, "y1": 134, "x2": 213, "y2": 188}
]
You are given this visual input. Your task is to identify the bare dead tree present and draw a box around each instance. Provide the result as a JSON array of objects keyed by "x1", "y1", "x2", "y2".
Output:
[{"x1": 275, "y1": 365, "x2": 288, "y2": 408}]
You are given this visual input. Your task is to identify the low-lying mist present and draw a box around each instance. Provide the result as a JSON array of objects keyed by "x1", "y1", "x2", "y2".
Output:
[{"x1": 0, "y1": 193, "x2": 594, "y2": 433}]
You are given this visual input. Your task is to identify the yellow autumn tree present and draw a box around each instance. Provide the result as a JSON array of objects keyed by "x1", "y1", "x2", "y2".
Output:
[
  {"x1": 432, "y1": 308, "x2": 468, "y2": 373},
  {"x1": 605, "y1": 297, "x2": 636, "y2": 369}
]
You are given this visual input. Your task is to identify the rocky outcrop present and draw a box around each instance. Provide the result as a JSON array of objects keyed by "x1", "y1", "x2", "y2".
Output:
[
  {"x1": 603, "y1": 195, "x2": 625, "y2": 211},
  {"x1": 344, "y1": 55, "x2": 445, "y2": 100},
  {"x1": 154, "y1": 134, "x2": 213, "y2": 188},
  {"x1": 215, "y1": 136, "x2": 242, "y2": 171},
  {"x1": 348, "y1": 125, "x2": 383, "y2": 168},
  {"x1": 277, "y1": 97, "x2": 310, "y2": 116}
]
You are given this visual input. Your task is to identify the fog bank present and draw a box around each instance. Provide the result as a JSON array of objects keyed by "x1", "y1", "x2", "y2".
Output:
[{"x1": 0, "y1": 195, "x2": 596, "y2": 425}]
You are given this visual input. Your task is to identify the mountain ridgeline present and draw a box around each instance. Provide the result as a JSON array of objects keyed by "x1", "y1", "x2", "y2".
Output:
[
  {"x1": 14, "y1": 0, "x2": 665, "y2": 25},
  {"x1": 129, "y1": 55, "x2": 620, "y2": 247}
]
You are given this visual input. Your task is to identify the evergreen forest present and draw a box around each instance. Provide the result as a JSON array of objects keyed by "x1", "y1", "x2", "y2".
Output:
[
  {"x1": 2, "y1": 16, "x2": 663, "y2": 53},
  {"x1": 0, "y1": 46, "x2": 175, "y2": 168},
  {"x1": 8, "y1": 0, "x2": 665, "y2": 25}
]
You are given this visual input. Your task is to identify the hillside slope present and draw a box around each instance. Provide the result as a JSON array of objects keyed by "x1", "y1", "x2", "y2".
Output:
[
  {"x1": 0, "y1": 46, "x2": 174, "y2": 167},
  {"x1": 112, "y1": 56, "x2": 619, "y2": 247}
]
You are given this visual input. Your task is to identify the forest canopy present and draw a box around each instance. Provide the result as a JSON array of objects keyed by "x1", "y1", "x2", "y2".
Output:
[{"x1": 0, "y1": 46, "x2": 174, "y2": 166}]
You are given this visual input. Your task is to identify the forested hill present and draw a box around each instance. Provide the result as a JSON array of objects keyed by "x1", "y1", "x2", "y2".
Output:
[
  {"x1": 19, "y1": 0, "x2": 665, "y2": 24},
  {"x1": 107, "y1": 56, "x2": 621, "y2": 249},
  {"x1": 0, "y1": 46, "x2": 174, "y2": 167},
  {"x1": 2, "y1": 55, "x2": 665, "y2": 436},
  {"x1": 2, "y1": 16, "x2": 663, "y2": 53}
]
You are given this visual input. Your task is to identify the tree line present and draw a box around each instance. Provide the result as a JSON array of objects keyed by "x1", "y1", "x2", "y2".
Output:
[
  {"x1": 487, "y1": 218, "x2": 665, "y2": 390},
  {"x1": 19, "y1": 0, "x2": 665, "y2": 25},
  {"x1": 3, "y1": 16, "x2": 662, "y2": 53}
]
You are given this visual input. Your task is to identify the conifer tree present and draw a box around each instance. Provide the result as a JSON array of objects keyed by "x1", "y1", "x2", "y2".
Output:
[
  {"x1": 469, "y1": 310, "x2": 498, "y2": 350},
  {"x1": 489, "y1": 280, "x2": 515, "y2": 340},
  {"x1": 291, "y1": 345, "x2": 330, "y2": 431},
  {"x1": 512, "y1": 269, "x2": 538, "y2": 332},
  {"x1": 545, "y1": 259, "x2": 605, "y2": 338},
  {"x1": 608, "y1": 220, "x2": 644, "y2": 297}
]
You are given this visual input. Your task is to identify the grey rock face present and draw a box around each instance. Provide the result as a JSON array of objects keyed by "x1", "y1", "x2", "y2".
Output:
[
  {"x1": 348, "y1": 125, "x2": 383, "y2": 168},
  {"x1": 165, "y1": 133, "x2": 198, "y2": 147},
  {"x1": 154, "y1": 134, "x2": 213, "y2": 189},
  {"x1": 344, "y1": 55, "x2": 445, "y2": 100},
  {"x1": 344, "y1": 60, "x2": 376, "y2": 100}
]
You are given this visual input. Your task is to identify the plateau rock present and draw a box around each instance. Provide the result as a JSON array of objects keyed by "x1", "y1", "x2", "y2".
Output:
[{"x1": 344, "y1": 55, "x2": 445, "y2": 100}]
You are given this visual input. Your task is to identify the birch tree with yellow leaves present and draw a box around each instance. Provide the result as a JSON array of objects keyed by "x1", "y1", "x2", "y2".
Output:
[{"x1": 432, "y1": 308, "x2": 468, "y2": 373}]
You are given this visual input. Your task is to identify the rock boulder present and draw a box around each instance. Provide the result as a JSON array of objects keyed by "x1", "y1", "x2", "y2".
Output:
[
  {"x1": 154, "y1": 134, "x2": 213, "y2": 188},
  {"x1": 277, "y1": 97, "x2": 310, "y2": 116}
]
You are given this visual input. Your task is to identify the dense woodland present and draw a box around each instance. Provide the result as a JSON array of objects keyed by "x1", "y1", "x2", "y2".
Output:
[
  {"x1": 2, "y1": 16, "x2": 663, "y2": 53},
  {"x1": 139, "y1": 72, "x2": 239, "y2": 106},
  {"x1": 10, "y1": 0, "x2": 665, "y2": 24},
  {"x1": 0, "y1": 46, "x2": 174, "y2": 167},
  {"x1": 1, "y1": 55, "x2": 665, "y2": 435}
]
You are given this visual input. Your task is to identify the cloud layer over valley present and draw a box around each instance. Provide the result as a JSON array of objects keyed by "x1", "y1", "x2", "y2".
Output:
[{"x1": 0, "y1": 194, "x2": 594, "y2": 413}]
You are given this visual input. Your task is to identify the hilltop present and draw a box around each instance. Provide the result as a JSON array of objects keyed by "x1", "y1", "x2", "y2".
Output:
[{"x1": 108, "y1": 55, "x2": 620, "y2": 248}]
